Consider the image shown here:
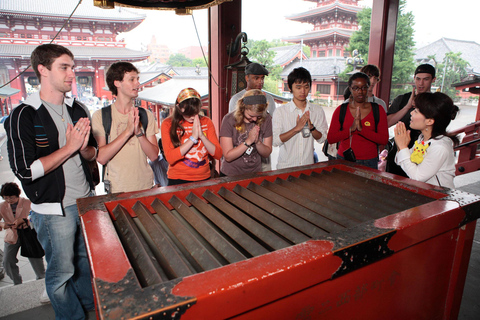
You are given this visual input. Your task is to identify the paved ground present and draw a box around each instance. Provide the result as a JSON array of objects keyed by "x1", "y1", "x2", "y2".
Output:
[{"x1": 0, "y1": 103, "x2": 478, "y2": 319}]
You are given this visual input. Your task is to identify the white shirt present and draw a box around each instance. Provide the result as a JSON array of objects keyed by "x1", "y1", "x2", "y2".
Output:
[
  {"x1": 395, "y1": 135, "x2": 456, "y2": 189},
  {"x1": 273, "y1": 100, "x2": 328, "y2": 170},
  {"x1": 229, "y1": 89, "x2": 276, "y2": 115}
]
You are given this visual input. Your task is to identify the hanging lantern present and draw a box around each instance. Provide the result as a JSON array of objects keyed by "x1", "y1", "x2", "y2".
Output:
[{"x1": 225, "y1": 32, "x2": 251, "y2": 99}]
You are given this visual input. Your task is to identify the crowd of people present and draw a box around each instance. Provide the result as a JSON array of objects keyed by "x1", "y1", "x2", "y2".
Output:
[{"x1": 0, "y1": 43, "x2": 461, "y2": 319}]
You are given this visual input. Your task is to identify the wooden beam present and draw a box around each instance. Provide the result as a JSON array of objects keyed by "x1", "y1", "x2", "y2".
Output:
[
  {"x1": 208, "y1": 1, "x2": 241, "y2": 134},
  {"x1": 368, "y1": 0, "x2": 400, "y2": 106}
]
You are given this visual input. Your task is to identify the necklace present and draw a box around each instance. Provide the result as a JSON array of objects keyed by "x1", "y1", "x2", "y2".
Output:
[{"x1": 43, "y1": 100, "x2": 65, "y2": 122}]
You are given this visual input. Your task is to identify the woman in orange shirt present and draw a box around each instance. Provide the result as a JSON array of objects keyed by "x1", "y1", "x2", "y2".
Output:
[{"x1": 161, "y1": 88, "x2": 222, "y2": 186}]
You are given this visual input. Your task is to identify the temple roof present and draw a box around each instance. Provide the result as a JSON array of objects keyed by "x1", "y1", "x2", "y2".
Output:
[
  {"x1": 283, "y1": 28, "x2": 354, "y2": 43},
  {"x1": 415, "y1": 38, "x2": 480, "y2": 75},
  {"x1": 0, "y1": 0, "x2": 145, "y2": 22},
  {"x1": 270, "y1": 44, "x2": 307, "y2": 67},
  {"x1": 0, "y1": 44, "x2": 149, "y2": 61},
  {"x1": 138, "y1": 77, "x2": 208, "y2": 105},
  {"x1": 280, "y1": 57, "x2": 347, "y2": 78},
  {"x1": 286, "y1": 2, "x2": 361, "y2": 22}
]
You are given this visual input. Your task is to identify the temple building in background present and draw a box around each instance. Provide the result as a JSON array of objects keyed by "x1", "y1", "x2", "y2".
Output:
[
  {"x1": 282, "y1": 0, "x2": 361, "y2": 58},
  {"x1": 279, "y1": 0, "x2": 362, "y2": 101},
  {"x1": 0, "y1": 0, "x2": 149, "y2": 113}
]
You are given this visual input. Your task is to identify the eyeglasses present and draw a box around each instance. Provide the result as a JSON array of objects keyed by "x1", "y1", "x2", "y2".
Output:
[{"x1": 350, "y1": 86, "x2": 369, "y2": 92}]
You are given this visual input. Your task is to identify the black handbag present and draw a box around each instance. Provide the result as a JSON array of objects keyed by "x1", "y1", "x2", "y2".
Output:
[
  {"x1": 343, "y1": 131, "x2": 356, "y2": 162},
  {"x1": 343, "y1": 147, "x2": 356, "y2": 162},
  {"x1": 17, "y1": 221, "x2": 45, "y2": 258}
]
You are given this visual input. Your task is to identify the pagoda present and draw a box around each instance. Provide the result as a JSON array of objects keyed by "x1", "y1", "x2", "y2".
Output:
[
  {"x1": 282, "y1": 0, "x2": 362, "y2": 59},
  {"x1": 0, "y1": 0, "x2": 149, "y2": 110}
]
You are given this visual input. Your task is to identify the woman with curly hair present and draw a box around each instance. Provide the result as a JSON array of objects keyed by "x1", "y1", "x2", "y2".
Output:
[
  {"x1": 161, "y1": 88, "x2": 222, "y2": 185},
  {"x1": 394, "y1": 92, "x2": 459, "y2": 188},
  {"x1": 219, "y1": 89, "x2": 272, "y2": 176}
]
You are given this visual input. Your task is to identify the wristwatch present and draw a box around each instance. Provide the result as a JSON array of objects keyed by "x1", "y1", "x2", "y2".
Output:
[
  {"x1": 189, "y1": 136, "x2": 198, "y2": 144},
  {"x1": 309, "y1": 126, "x2": 316, "y2": 132},
  {"x1": 244, "y1": 141, "x2": 253, "y2": 148},
  {"x1": 135, "y1": 129, "x2": 144, "y2": 138}
]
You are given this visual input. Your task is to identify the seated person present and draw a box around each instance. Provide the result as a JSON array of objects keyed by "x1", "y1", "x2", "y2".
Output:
[
  {"x1": 394, "y1": 92, "x2": 459, "y2": 188},
  {"x1": 220, "y1": 89, "x2": 272, "y2": 176}
]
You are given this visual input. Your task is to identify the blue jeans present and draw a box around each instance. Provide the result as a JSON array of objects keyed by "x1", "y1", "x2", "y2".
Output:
[
  {"x1": 30, "y1": 204, "x2": 94, "y2": 320},
  {"x1": 337, "y1": 155, "x2": 379, "y2": 170}
]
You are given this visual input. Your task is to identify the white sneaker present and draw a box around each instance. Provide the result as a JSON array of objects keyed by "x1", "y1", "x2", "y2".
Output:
[{"x1": 40, "y1": 289, "x2": 50, "y2": 304}]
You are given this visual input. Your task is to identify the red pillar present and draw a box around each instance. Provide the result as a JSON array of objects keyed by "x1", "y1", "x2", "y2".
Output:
[
  {"x1": 208, "y1": 1, "x2": 241, "y2": 134},
  {"x1": 368, "y1": 0, "x2": 400, "y2": 105}
]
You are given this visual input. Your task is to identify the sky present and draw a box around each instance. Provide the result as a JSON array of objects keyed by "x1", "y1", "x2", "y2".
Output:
[{"x1": 119, "y1": 0, "x2": 480, "y2": 53}]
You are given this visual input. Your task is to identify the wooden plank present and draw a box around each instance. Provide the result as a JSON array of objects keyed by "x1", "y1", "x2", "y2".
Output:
[
  {"x1": 150, "y1": 199, "x2": 223, "y2": 272},
  {"x1": 112, "y1": 205, "x2": 166, "y2": 285},
  {"x1": 186, "y1": 192, "x2": 269, "y2": 257},
  {"x1": 218, "y1": 187, "x2": 309, "y2": 244},
  {"x1": 232, "y1": 185, "x2": 327, "y2": 238},
  {"x1": 169, "y1": 195, "x2": 246, "y2": 264},
  {"x1": 247, "y1": 182, "x2": 346, "y2": 233},
  {"x1": 202, "y1": 189, "x2": 290, "y2": 251},
  {"x1": 261, "y1": 179, "x2": 358, "y2": 228},
  {"x1": 132, "y1": 201, "x2": 195, "y2": 278}
]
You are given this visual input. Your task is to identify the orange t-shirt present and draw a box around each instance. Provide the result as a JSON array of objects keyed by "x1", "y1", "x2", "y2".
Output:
[{"x1": 161, "y1": 116, "x2": 222, "y2": 181}]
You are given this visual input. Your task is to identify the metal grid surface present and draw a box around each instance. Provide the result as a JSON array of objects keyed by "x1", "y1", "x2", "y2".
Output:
[{"x1": 109, "y1": 168, "x2": 434, "y2": 287}]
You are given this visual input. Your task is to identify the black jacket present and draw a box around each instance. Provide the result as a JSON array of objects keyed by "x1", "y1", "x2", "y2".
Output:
[{"x1": 4, "y1": 93, "x2": 97, "y2": 208}]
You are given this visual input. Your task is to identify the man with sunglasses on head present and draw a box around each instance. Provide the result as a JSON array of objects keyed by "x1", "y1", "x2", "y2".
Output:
[{"x1": 273, "y1": 67, "x2": 328, "y2": 170}]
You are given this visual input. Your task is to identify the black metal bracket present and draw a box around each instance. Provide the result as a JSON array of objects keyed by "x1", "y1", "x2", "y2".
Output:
[
  {"x1": 332, "y1": 231, "x2": 395, "y2": 279},
  {"x1": 441, "y1": 189, "x2": 480, "y2": 227}
]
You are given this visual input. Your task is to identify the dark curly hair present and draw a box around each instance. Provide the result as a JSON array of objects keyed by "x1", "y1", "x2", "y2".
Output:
[{"x1": 1, "y1": 182, "x2": 21, "y2": 198}]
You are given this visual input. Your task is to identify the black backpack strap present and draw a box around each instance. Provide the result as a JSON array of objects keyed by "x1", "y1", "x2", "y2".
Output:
[
  {"x1": 101, "y1": 105, "x2": 112, "y2": 181},
  {"x1": 101, "y1": 105, "x2": 112, "y2": 143},
  {"x1": 339, "y1": 102, "x2": 349, "y2": 131},
  {"x1": 371, "y1": 102, "x2": 380, "y2": 133},
  {"x1": 138, "y1": 107, "x2": 148, "y2": 132}
]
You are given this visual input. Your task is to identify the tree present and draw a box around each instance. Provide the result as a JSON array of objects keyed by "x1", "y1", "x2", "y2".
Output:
[
  {"x1": 166, "y1": 53, "x2": 193, "y2": 67},
  {"x1": 193, "y1": 57, "x2": 208, "y2": 67},
  {"x1": 436, "y1": 52, "x2": 470, "y2": 101},
  {"x1": 346, "y1": 0, "x2": 416, "y2": 99}
]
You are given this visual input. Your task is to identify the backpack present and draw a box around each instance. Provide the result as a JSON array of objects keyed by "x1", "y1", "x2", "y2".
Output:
[
  {"x1": 101, "y1": 105, "x2": 148, "y2": 180},
  {"x1": 323, "y1": 102, "x2": 380, "y2": 158}
]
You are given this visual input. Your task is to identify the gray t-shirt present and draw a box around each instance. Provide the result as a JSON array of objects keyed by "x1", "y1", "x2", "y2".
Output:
[
  {"x1": 219, "y1": 112, "x2": 272, "y2": 176},
  {"x1": 42, "y1": 100, "x2": 90, "y2": 207}
]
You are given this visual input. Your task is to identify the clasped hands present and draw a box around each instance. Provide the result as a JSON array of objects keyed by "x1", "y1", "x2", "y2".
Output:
[
  {"x1": 349, "y1": 106, "x2": 362, "y2": 132},
  {"x1": 295, "y1": 111, "x2": 313, "y2": 133},
  {"x1": 393, "y1": 121, "x2": 410, "y2": 150}
]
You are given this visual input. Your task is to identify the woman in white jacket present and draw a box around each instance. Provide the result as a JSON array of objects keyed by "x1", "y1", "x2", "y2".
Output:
[{"x1": 394, "y1": 92, "x2": 459, "y2": 189}]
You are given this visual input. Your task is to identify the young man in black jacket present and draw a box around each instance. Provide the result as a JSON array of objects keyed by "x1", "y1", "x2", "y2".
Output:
[{"x1": 5, "y1": 44, "x2": 96, "y2": 319}]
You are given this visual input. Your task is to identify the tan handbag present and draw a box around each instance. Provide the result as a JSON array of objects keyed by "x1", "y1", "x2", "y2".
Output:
[{"x1": 5, "y1": 228, "x2": 16, "y2": 244}]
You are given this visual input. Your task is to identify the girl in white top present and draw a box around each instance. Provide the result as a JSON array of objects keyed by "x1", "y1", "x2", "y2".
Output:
[{"x1": 394, "y1": 92, "x2": 459, "y2": 189}]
